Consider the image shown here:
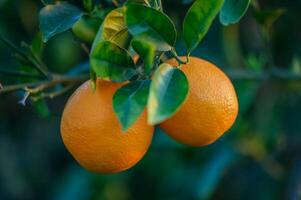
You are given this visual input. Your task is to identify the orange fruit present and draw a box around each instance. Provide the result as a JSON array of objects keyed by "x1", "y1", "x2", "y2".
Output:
[
  {"x1": 61, "y1": 80, "x2": 154, "y2": 173},
  {"x1": 133, "y1": 54, "x2": 139, "y2": 63},
  {"x1": 160, "y1": 57, "x2": 238, "y2": 147}
]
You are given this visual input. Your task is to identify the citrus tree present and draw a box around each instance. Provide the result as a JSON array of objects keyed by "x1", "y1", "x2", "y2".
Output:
[{"x1": 0, "y1": 0, "x2": 251, "y2": 173}]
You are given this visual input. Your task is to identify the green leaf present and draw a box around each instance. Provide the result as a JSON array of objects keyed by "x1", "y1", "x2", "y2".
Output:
[
  {"x1": 131, "y1": 37, "x2": 156, "y2": 75},
  {"x1": 125, "y1": 4, "x2": 176, "y2": 51},
  {"x1": 18, "y1": 33, "x2": 44, "y2": 83},
  {"x1": 39, "y1": 2, "x2": 83, "y2": 42},
  {"x1": 183, "y1": 0, "x2": 224, "y2": 54},
  {"x1": 148, "y1": 64, "x2": 189, "y2": 125},
  {"x1": 83, "y1": 0, "x2": 93, "y2": 12},
  {"x1": 90, "y1": 41, "x2": 136, "y2": 82},
  {"x1": 31, "y1": 99, "x2": 50, "y2": 118},
  {"x1": 31, "y1": 32, "x2": 44, "y2": 58},
  {"x1": 220, "y1": 0, "x2": 251, "y2": 26},
  {"x1": 92, "y1": 8, "x2": 131, "y2": 50},
  {"x1": 113, "y1": 80, "x2": 150, "y2": 131}
]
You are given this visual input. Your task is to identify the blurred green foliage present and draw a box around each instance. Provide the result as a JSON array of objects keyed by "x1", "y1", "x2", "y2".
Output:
[{"x1": 1, "y1": 0, "x2": 301, "y2": 200}]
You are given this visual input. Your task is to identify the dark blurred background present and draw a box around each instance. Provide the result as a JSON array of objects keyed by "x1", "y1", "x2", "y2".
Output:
[{"x1": 1, "y1": 0, "x2": 301, "y2": 199}]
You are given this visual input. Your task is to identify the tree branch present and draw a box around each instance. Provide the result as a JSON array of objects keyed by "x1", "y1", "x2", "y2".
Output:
[
  {"x1": 0, "y1": 74, "x2": 88, "y2": 94},
  {"x1": 31, "y1": 84, "x2": 74, "y2": 101}
]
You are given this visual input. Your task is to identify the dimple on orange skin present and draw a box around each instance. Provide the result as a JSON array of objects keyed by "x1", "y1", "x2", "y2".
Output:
[
  {"x1": 61, "y1": 80, "x2": 154, "y2": 174},
  {"x1": 160, "y1": 57, "x2": 238, "y2": 147}
]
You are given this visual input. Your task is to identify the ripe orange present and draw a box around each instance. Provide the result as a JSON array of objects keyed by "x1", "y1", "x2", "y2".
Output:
[
  {"x1": 61, "y1": 80, "x2": 154, "y2": 173},
  {"x1": 160, "y1": 57, "x2": 238, "y2": 147}
]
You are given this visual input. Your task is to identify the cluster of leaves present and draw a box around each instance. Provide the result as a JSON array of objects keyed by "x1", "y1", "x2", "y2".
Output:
[{"x1": 38, "y1": 0, "x2": 250, "y2": 131}]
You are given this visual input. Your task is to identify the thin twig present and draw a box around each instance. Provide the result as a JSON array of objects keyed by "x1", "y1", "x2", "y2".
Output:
[
  {"x1": 0, "y1": 35, "x2": 51, "y2": 79},
  {"x1": 170, "y1": 48, "x2": 189, "y2": 66},
  {"x1": 0, "y1": 74, "x2": 88, "y2": 94},
  {"x1": 31, "y1": 84, "x2": 74, "y2": 101},
  {"x1": 157, "y1": 0, "x2": 163, "y2": 11},
  {"x1": 13, "y1": 53, "x2": 32, "y2": 65},
  {"x1": 0, "y1": 36, "x2": 29, "y2": 60},
  {"x1": 22, "y1": 42, "x2": 51, "y2": 79},
  {"x1": 71, "y1": 35, "x2": 90, "y2": 56},
  {"x1": 28, "y1": 57, "x2": 51, "y2": 79},
  {"x1": 112, "y1": 0, "x2": 119, "y2": 7},
  {"x1": 143, "y1": 0, "x2": 151, "y2": 7},
  {"x1": 80, "y1": 43, "x2": 90, "y2": 56},
  {"x1": 41, "y1": 0, "x2": 47, "y2": 6},
  {"x1": 25, "y1": 43, "x2": 49, "y2": 75},
  {"x1": 25, "y1": 83, "x2": 51, "y2": 94}
]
